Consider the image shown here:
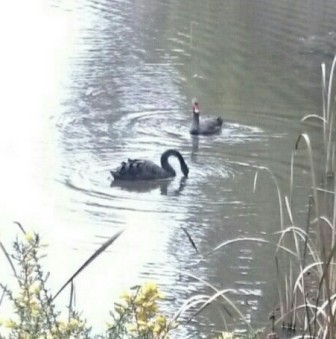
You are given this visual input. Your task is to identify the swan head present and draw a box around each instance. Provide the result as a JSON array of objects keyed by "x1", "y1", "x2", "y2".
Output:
[
  {"x1": 192, "y1": 97, "x2": 200, "y2": 114},
  {"x1": 181, "y1": 161, "x2": 189, "y2": 178}
]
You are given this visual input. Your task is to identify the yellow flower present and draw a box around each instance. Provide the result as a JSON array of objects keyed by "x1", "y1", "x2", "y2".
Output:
[
  {"x1": 114, "y1": 303, "x2": 125, "y2": 314},
  {"x1": 31, "y1": 307, "x2": 40, "y2": 317},
  {"x1": 14, "y1": 296, "x2": 25, "y2": 308},
  {"x1": 218, "y1": 332, "x2": 234, "y2": 339},
  {"x1": 134, "y1": 295, "x2": 145, "y2": 306},
  {"x1": 18, "y1": 331, "x2": 30, "y2": 339},
  {"x1": 144, "y1": 301, "x2": 158, "y2": 314},
  {"x1": 153, "y1": 315, "x2": 167, "y2": 335},
  {"x1": 69, "y1": 318, "x2": 80, "y2": 328},
  {"x1": 29, "y1": 281, "x2": 41, "y2": 294},
  {"x1": 120, "y1": 291, "x2": 131, "y2": 301},
  {"x1": 138, "y1": 320, "x2": 148, "y2": 326},
  {"x1": 50, "y1": 325, "x2": 58, "y2": 334},
  {"x1": 126, "y1": 324, "x2": 137, "y2": 333},
  {"x1": 3, "y1": 319, "x2": 17, "y2": 329},
  {"x1": 137, "y1": 319, "x2": 151, "y2": 334},
  {"x1": 143, "y1": 300, "x2": 155, "y2": 308},
  {"x1": 28, "y1": 296, "x2": 39, "y2": 308},
  {"x1": 136, "y1": 309, "x2": 148, "y2": 322},
  {"x1": 57, "y1": 320, "x2": 67, "y2": 332},
  {"x1": 141, "y1": 281, "x2": 158, "y2": 296},
  {"x1": 67, "y1": 317, "x2": 84, "y2": 331},
  {"x1": 155, "y1": 315, "x2": 166, "y2": 326},
  {"x1": 24, "y1": 232, "x2": 35, "y2": 244}
]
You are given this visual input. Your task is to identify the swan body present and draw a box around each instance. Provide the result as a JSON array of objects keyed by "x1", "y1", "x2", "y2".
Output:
[
  {"x1": 189, "y1": 98, "x2": 223, "y2": 135},
  {"x1": 111, "y1": 149, "x2": 189, "y2": 181}
]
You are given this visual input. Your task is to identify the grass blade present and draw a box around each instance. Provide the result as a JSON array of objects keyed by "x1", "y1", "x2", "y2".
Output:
[
  {"x1": 0, "y1": 241, "x2": 17, "y2": 278},
  {"x1": 275, "y1": 256, "x2": 284, "y2": 318},
  {"x1": 52, "y1": 229, "x2": 124, "y2": 301},
  {"x1": 180, "y1": 226, "x2": 199, "y2": 253},
  {"x1": 254, "y1": 166, "x2": 284, "y2": 230},
  {"x1": 210, "y1": 237, "x2": 267, "y2": 254},
  {"x1": 295, "y1": 134, "x2": 319, "y2": 222},
  {"x1": 13, "y1": 221, "x2": 26, "y2": 234},
  {"x1": 68, "y1": 280, "x2": 75, "y2": 321},
  {"x1": 0, "y1": 288, "x2": 5, "y2": 307},
  {"x1": 301, "y1": 114, "x2": 327, "y2": 123},
  {"x1": 321, "y1": 62, "x2": 327, "y2": 146}
]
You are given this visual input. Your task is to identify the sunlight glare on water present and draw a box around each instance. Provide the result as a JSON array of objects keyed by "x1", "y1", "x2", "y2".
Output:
[{"x1": 0, "y1": 0, "x2": 76, "y2": 228}]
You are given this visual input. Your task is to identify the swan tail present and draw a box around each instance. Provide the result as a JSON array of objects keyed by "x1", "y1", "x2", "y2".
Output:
[{"x1": 110, "y1": 170, "x2": 118, "y2": 183}]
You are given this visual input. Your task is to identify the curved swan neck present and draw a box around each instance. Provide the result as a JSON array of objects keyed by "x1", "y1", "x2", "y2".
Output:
[
  {"x1": 160, "y1": 150, "x2": 189, "y2": 177},
  {"x1": 160, "y1": 150, "x2": 176, "y2": 176}
]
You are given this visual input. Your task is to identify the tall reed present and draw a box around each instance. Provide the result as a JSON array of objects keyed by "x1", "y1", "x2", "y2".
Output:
[{"x1": 273, "y1": 55, "x2": 336, "y2": 338}]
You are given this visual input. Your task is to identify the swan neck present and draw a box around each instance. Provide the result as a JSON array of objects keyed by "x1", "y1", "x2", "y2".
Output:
[
  {"x1": 161, "y1": 150, "x2": 188, "y2": 177},
  {"x1": 161, "y1": 151, "x2": 176, "y2": 176},
  {"x1": 193, "y1": 112, "x2": 199, "y2": 128}
]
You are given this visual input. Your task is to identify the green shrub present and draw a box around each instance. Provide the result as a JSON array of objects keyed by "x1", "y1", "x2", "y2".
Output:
[{"x1": 0, "y1": 232, "x2": 178, "y2": 339}]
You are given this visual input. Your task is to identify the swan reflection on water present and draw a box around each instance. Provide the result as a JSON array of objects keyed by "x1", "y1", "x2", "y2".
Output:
[
  {"x1": 110, "y1": 177, "x2": 187, "y2": 196},
  {"x1": 191, "y1": 136, "x2": 199, "y2": 162}
]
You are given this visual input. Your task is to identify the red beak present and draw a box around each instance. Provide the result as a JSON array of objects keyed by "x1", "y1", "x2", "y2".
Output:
[{"x1": 193, "y1": 103, "x2": 200, "y2": 114}]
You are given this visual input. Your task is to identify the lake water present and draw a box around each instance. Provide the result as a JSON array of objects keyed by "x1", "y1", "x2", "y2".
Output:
[{"x1": 0, "y1": 0, "x2": 335, "y2": 337}]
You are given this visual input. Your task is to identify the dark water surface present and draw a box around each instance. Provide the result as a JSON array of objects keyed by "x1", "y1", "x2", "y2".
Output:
[{"x1": 1, "y1": 0, "x2": 336, "y2": 336}]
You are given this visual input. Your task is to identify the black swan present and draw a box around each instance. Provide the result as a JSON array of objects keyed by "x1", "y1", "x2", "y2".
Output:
[
  {"x1": 189, "y1": 97, "x2": 223, "y2": 135},
  {"x1": 110, "y1": 149, "x2": 189, "y2": 181}
]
